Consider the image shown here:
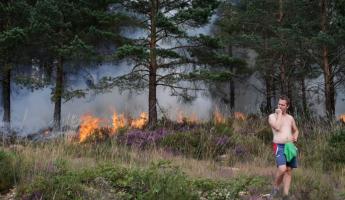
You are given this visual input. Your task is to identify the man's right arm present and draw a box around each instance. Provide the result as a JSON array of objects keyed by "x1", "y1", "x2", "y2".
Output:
[{"x1": 268, "y1": 114, "x2": 283, "y2": 131}]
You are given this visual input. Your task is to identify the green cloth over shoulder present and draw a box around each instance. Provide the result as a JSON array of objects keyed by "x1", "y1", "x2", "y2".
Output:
[{"x1": 284, "y1": 142, "x2": 297, "y2": 162}]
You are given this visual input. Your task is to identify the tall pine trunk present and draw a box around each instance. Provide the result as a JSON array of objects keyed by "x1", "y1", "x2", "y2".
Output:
[
  {"x1": 53, "y1": 57, "x2": 63, "y2": 130},
  {"x1": 263, "y1": 34, "x2": 273, "y2": 113},
  {"x1": 230, "y1": 77, "x2": 235, "y2": 109},
  {"x1": 301, "y1": 77, "x2": 308, "y2": 115},
  {"x1": 320, "y1": 0, "x2": 335, "y2": 119},
  {"x1": 287, "y1": 78, "x2": 294, "y2": 114},
  {"x1": 148, "y1": 0, "x2": 158, "y2": 128},
  {"x1": 2, "y1": 64, "x2": 11, "y2": 132},
  {"x1": 265, "y1": 75, "x2": 272, "y2": 113},
  {"x1": 228, "y1": 45, "x2": 235, "y2": 109},
  {"x1": 278, "y1": 0, "x2": 288, "y2": 95}
]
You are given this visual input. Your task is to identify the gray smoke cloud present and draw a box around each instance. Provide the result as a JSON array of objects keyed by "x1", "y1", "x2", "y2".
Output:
[{"x1": 2, "y1": 13, "x2": 345, "y2": 135}]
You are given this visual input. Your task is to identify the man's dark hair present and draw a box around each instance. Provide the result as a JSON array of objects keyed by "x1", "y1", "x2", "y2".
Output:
[{"x1": 279, "y1": 95, "x2": 290, "y2": 106}]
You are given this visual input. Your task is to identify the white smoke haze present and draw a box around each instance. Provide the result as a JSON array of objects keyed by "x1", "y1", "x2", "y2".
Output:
[
  {"x1": 2, "y1": 12, "x2": 345, "y2": 135},
  {"x1": 2, "y1": 59, "x2": 345, "y2": 135}
]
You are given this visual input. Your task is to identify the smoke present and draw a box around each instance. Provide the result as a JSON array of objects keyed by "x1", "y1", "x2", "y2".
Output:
[
  {"x1": 2, "y1": 12, "x2": 345, "y2": 136},
  {"x1": 1, "y1": 61, "x2": 214, "y2": 135}
]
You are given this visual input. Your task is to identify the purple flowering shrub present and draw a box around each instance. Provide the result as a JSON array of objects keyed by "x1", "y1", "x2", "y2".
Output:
[
  {"x1": 115, "y1": 127, "x2": 232, "y2": 159},
  {"x1": 159, "y1": 129, "x2": 231, "y2": 159},
  {"x1": 116, "y1": 128, "x2": 170, "y2": 149}
]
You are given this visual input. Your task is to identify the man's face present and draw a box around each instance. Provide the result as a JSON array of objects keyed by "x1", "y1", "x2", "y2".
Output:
[{"x1": 278, "y1": 99, "x2": 288, "y2": 113}]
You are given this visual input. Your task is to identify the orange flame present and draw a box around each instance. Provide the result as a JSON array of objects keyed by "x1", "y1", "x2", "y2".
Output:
[
  {"x1": 112, "y1": 113, "x2": 127, "y2": 133},
  {"x1": 176, "y1": 111, "x2": 199, "y2": 124},
  {"x1": 131, "y1": 112, "x2": 148, "y2": 129},
  {"x1": 339, "y1": 114, "x2": 345, "y2": 123},
  {"x1": 214, "y1": 108, "x2": 225, "y2": 124},
  {"x1": 234, "y1": 112, "x2": 246, "y2": 120},
  {"x1": 79, "y1": 114, "x2": 100, "y2": 143},
  {"x1": 78, "y1": 112, "x2": 149, "y2": 142},
  {"x1": 177, "y1": 110, "x2": 185, "y2": 123}
]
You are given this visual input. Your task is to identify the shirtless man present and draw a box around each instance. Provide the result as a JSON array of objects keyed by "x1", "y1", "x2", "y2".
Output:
[{"x1": 268, "y1": 95, "x2": 299, "y2": 199}]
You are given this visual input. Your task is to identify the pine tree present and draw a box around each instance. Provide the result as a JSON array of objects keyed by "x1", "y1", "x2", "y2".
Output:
[
  {"x1": 29, "y1": 0, "x2": 128, "y2": 130},
  {"x1": 0, "y1": 0, "x2": 32, "y2": 131},
  {"x1": 98, "y1": 0, "x2": 220, "y2": 128}
]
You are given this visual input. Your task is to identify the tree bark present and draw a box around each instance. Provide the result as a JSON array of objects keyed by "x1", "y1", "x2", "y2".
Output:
[
  {"x1": 230, "y1": 77, "x2": 235, "y2": 109},
  {"x1": 287, "y1": 78, "x2": 294, "y2": 114},
  {"x1": 320, "y1": 0, "x2": 335, "y2": 118},
  {"x1": 228, "y1": 45, "x2": 235, "y2": 109},
  {"x1": 279, "y1": 55, "x2": 288, "y2": 94},
  {"x1": 265, "y1": 75, "x2": 272, "y2": 113},
  {"x1": 53, "y1": 57, "x2": 63, "y2": 130},
  {"x1": 301, "y1": 77, "x2": 308, "y2": 115},
  {"x1": 277, "y1": 0, "x2": 288, "y2": 95},
  {"x1": 148, "y1": 0, "x2": 158, "y2": 128},
  {"x1": 2, "y1": 64, "x2": 11, "y2": 131}
]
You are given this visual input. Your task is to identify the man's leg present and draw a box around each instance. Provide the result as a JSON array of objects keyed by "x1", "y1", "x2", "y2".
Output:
[
  {"x1": 282, "y1": 167, "x2": 292, "y2": 196},
  {"x1": 274, "y1": 165, "x2": 287, "y2": 188}
]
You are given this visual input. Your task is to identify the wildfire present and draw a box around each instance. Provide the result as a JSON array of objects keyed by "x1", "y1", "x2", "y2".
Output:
[
  {"x1": 339, "y1": 114, "x2": 345, "y2": 123},
  {"x1": 112, "y1": 113, "x2": 127, "y2": 133},
  {"x1": 131, "y1": 112, "x2": 149, "y2": 129},
  {"x1": 78, "y1": 112, "x2": 149, "y2": 142},
  {"x1": 177, "y1": 110, "x2": 199, "y2": 124},
  {"x1": 234, "y1": 112, "x2": 246, "y2": 120},
  {"x1": 214, "y1": 108, "x2": 226, "y2": 124},
  {"x1": 79, "y1": 114, "x2": 101, "y2": 143}
]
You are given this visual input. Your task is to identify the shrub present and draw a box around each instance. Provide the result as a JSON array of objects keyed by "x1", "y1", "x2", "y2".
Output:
[
  {"x1": 0, "y1": 150, "x2": 19, "y2": 193},
  {"x1": 325, "y1": 129, "x2": 345, "y2": 165},
  {"x1": 116, "y1": 128, "x2": 170, "y2": 149},
  {"x1": 193, "y1": 175, "x2": 268, "y2": 200},
  {"x1": 292, "y1": 170, "x2": 335, "y2": 200},
  {"x1": 256, "y1": 127, "x2": 273, "y2": 144},
  {"x1": 160, "y1": 129, "x2": 231, "y2": 159}
]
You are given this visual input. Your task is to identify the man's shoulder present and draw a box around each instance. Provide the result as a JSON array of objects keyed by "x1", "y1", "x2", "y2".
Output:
[
  {"x1": 268, "y1": 113, "x2": 276, "y2": 120},
  {"x1": 286, "y1": 114, "x2": 295, "y2": 120},
  {"x1": 268, "y1": 113, "x2": 276, "y2": 118}
]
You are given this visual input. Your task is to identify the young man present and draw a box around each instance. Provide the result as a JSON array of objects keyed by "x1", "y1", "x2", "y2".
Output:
[{"x1": 268, "y1": 95, "x2": 299, "y2": 199}]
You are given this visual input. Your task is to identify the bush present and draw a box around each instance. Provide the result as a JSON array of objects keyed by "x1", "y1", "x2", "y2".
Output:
[
  {"x1": 325, "y1": 129, "x2": 345, "y2": 165},
  {"x1": 292, "y1": 170, "x2": 335, "y2": 200},
  {"x1": 256, "y1": 127, "x2": 273, "y2": 144},
  {"x1": 160, "y1": 129, "x2": 231, "y2": 159},
  {"x1": 193, "y1": 175, "x2": 268, "y2": 200},
  {"x1": 18, "y1": 161, "x2": 199, "y2": 200},
  {"x1": 0, "y1": 150, "x2": 20, "y2": 193}
]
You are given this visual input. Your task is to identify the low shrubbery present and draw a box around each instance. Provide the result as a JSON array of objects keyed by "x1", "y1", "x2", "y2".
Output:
[
  {"x1": 292, "y1": 170, "x2": 335, "y2": 200},
  {"x1": 0, "y1": 150, "x2": 19, "y2": 193},
  {"x1": 16, "y1": 160, "x2": 268, "y2": 200},
  {"x1": 1, "y1": 117, "x2": 343, "y2": 199},
  {"x1": 325, "y1": 129, "x2": 345, "y2": 165}
]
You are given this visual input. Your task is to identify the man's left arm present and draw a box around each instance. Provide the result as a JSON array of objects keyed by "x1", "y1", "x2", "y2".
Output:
[{"x1": 291, "y1": 118, "x2": 299, "y2": 142}]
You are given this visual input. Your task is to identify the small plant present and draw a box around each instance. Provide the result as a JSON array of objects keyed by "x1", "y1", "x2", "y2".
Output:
[
  {"x1": 0, "y1": 150, "x2": 19, "y2": 193},
  {"x1": 292, "y1": 170, "x2": 335, "y2": 200},
  {"x1": 160, "y1": 129, "x2": 231, "y2": 159},
  {"x1": 256, "y1": 127, "x2": 273, "y2": 144},
  {"x1": 325, "y1": 129, "x2": 345, "y2": 165}
]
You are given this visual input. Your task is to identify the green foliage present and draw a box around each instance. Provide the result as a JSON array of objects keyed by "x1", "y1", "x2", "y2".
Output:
[
  {"x1": 116, "y1": 44, "x2": 148, "y2": 60},
  {"x1": 256, "y1": 127, "x2": 273, "y2": 144},
  {"x1": 325, "y1": 129, "x2": 345, "y2": 165},
  {"x1": 187, "y1": 69, "x2": 235, "y2": 81},
  {"x1": 193, "y1": 175, "x2": 267, "y2": 200},
  {"x1": 160, "y1": 128, "x2": 231, "y2": 159},
  {"x1": 19, "y1": 161, "x2": 200, "y2": 200},
  {"x1": 0, "y1": 150, "x2": 19, "y2": 193},
  {"x1": 117, "y1": 161, "x2": 199, "y2": 200},
  {"x1": 292, "y1": 171, "x2": 335, "y2": 200}
]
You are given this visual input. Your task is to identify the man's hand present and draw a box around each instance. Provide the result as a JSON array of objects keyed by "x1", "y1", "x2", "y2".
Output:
[
  {"x1": 275, "y1": 108, "x2": 282, "y2": 115},
  {"x1": 292, "y1": 135, "x2": 298, "y2": 142}
]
